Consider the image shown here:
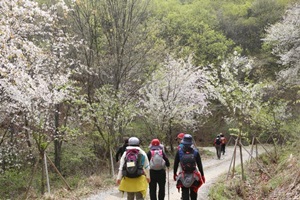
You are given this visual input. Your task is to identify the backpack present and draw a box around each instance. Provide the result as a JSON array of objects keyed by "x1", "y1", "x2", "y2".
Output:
[
  {"x1": 179, "y1": 148, "x2": 197, "y2": 173},
  {"x1": 149, "y1": 149, "x2": 166, "y2": 170},
  {"x1": 122, "y1": 148, "x2": 144, "y2": 178},
  {"x1": 221, "y1": 137, "x2": 226, "y2": 144},
  {"x1": 215, "y1": 137, "x2": 221, "y2": 145}
]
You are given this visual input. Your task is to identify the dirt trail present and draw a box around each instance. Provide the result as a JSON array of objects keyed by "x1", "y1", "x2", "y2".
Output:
[{"x1": 84, "y1": 145, "x2": 267, "y2": 200}]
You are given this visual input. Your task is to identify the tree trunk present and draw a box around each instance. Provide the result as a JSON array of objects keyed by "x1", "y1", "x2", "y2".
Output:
[
  {"x1": 110, "y1": 146, "x2": 115, "y2": 177},
  {"x1": 168, "y1": 119, "x2": 174, "y2": 153},
  {"x1": 238, "y1": 130, "x2": 245, "y2": 181},
  {"x1": 54, "y1": 104, "x2": 61, "y2": 171},
  {"x1": 24, "y1": 116, "x2": 32, "y2": 148},
  {"x1": 41, "y1": 152, "x2": 45, "y2": 194}
]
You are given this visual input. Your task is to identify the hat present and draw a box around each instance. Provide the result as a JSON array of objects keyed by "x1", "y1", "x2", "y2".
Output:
[
  {"x1": 181, "y1": 134, "x2": 193, "y2": 145},
  {"x1": 177, "y1": 133, "x2": 185, "y2": 140},
  {"x1": 151, "y1": 139, "x2": 160, "y2": 146},
  {"x1": 128, "y1": 137, "x2": 140, "y2": 146}
]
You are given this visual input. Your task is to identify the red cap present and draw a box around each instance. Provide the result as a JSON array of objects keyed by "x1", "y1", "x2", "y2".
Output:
[
  {"x1": 151, "y1": 139, "x2": 160, "y2": 146},
  {"x1": 177, "y1": 133, "x2": 185, "y2": 139}
]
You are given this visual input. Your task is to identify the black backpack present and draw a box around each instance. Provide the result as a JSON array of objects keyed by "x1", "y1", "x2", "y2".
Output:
[
  {"x1": 215, "y1": 137, "x2": 221, "y2": 145},
  {"x1": 122, "y1": 148, "x2": 144, "y2": 178},
  {"x1": 179, "y1": 148, "x2": 196, "y2": 173}
]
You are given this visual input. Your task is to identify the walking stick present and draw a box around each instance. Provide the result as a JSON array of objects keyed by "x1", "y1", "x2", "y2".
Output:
[{"x1": 167, "y1": 167, "x2": 170, "y2": 200}]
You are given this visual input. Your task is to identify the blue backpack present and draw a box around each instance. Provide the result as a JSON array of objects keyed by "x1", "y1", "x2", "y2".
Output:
[{"x1": 179, "y1": 148, "x2": 197, "y2": 173}]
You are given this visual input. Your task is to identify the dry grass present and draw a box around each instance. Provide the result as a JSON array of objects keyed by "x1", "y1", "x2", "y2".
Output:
[
  {"x1": 209, "y1": 144, "x2": 300, "y2": 200},
  {"x1": 30, "y1": 174, "x2": 115, "y2": 200}
]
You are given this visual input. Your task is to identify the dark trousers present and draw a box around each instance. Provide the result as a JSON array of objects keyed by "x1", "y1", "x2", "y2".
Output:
[
  {"x1": 221, "y1": 144, "x2": 226, "y2": 155},
  {"x1": 215, "y1": 145, "x2": 221, "y2": 159},
  {"x1": 182, "y1": 186, "x2": 197, "y2": 200},
  {"x1": 149, "y1": 169, "x2": 166, "y2": 200}
]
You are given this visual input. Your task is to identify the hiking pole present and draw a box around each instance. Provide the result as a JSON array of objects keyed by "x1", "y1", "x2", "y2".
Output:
[{"x1": 167, "y1": 167, "x2": 170, "y2": 200}]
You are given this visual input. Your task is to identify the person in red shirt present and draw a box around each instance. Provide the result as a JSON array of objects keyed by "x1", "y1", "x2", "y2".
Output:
[{"x1": 176, "y1": 133, "x2": 185, "y2": 150}]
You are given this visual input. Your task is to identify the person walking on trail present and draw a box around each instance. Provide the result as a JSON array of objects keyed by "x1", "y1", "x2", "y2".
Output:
[
  {"x1": 148, "y1": 139, "x2": 165, "y2": 153},
  {"x1": 214, "y1": 135, "x2": 222, "y2": 159},
  {"x1": 116, "y1": 137, "x2": 129, "y2": 163},
  {"x1": 116, "y1": 137, "x2": 150, "y2": 200},
  {"x1": 220, "y1": 133, "x2": 227, "y2": 155},
  {"x1": 176, "y1": 132, "x2": 185, "y2": 150},
  {"x1": 147, "y1": 139, "x2": 170, "y2": 200},
  {"x1": 173, "y1": 134, "x2": 205, "y2": 200}
]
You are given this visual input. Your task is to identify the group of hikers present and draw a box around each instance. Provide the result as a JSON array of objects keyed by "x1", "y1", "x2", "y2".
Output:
[
  {"x1": 115, "y1": 133, "x2": 205, "y2": 200},
  {"x1": 213, "y1": 133, "x2": 227, "y2": 160}
]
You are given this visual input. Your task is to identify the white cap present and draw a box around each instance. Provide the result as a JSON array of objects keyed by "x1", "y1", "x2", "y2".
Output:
[{"x1": 128, "y1": 137, "x2": 140, "y2": 146}]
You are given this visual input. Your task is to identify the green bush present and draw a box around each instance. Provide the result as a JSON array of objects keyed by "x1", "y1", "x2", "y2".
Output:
[{"x1": 0, "y1": 170, "x2": 28, "y2": 199}]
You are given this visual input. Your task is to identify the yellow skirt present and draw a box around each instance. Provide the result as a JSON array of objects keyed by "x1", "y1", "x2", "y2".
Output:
[{"x1": 119, "y1": 175, "x2": 148, "y2": 197}]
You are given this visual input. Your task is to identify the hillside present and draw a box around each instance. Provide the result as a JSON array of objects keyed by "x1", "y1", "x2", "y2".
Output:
[{"x1": 209, "y1": 143, "x2": 300, "y2": 200}]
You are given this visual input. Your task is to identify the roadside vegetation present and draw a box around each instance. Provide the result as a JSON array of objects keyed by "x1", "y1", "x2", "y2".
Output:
[
  {"x1": 1, "y1": 0, "x2": 300, "y2": 199},
  {"x1": 209, "y1": 142, "x2": 300, "y2": 200}
]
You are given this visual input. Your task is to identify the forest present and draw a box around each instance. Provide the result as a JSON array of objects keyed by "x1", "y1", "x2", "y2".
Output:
[{"x1": 0, "y1": 0, "x2": 299, "y2": 199}]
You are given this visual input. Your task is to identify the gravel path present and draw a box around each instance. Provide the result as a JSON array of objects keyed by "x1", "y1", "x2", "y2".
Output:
[{"x1": 83, "y1": 145, "x2": 267, "y2": 200}]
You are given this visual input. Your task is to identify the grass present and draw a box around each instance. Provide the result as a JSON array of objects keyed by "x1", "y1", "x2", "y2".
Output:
[{"x1": 208, "y1": 142, "x2": 300, "y2": 200}]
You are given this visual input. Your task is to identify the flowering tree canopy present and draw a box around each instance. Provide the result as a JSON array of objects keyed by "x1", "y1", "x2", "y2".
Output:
[
  {"x1": 206, "y1": 53, "x2": 262, "y2": 134},
  {"x1": 0, "y1": 0, "x2": 80, "y2": 156},
  {"x1": 139, "y1": 56, "x2": 209, "y2": 145},
  {"x1": 263, "y1": 4, "x2": 300, "y2": 86}
]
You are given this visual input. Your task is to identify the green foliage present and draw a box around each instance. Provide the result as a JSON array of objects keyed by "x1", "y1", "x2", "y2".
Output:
[
  {"x1": 59, "y1": 137, "x2": 105, "y2": 176},
  {"x1": 0, "y1": 170, "x2": 28, "y2": 199},
  {"x1": 216, "y1": 0, "x2": 289, "y2": 54},
  {"x1": 153, "y1": 0, "x2": 235, "y2": 65},
  {"x1": 209, "y1": 176, "x2": 246, "y2": 200}
]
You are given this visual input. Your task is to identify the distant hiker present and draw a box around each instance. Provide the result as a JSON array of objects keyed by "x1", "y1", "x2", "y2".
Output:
[
  {"x1": 116, "y1": 137, "x2": 129, "y2": 163},
  {"x1": 220, "y1": 133, "x2": 227, "y2": 155},
  {"x1": 173, "y1": 134, "x2": 205, "y2": 200},
  {"x1": 176, "y1": 132, "x2": 185, "y2": 150},
  {"x1": 147, "y1": 139, "x2": 170, "y2": 200},
  {"x1": 116, "y1": 137, "x2": 150, "y2": 200},
  {"x1": 214, "y1": 135, "x2": 222, "y2": 159}
]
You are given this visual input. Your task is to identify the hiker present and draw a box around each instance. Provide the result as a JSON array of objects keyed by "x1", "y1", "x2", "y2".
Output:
[
  {"x1": 116, "y1": 137, "x2": 129, "y2": 162},
  {"x1": 148, "y1": 139, "x2": 165, "y2": 153},
  {"x1": 173, "y1": 134, "x2": 205, "y2": 200},
  {"x1": 220, "y1": 133, "x2": 227, "y2": 155},
  {"x1": 147, "y1": 139, "x2": 170, "y2": 200},
  {"x1": 116, "y1": 137, "x2": 151, "y2": 200},
  {"x1": 176, "y1": 132, "x2": 185, "y2": 150},
  {"x1": 214, "y1": 135, "x2": 222, "y2": 159}
]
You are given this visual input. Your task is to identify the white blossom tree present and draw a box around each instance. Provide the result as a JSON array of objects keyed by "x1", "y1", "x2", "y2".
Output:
[
  {"x1": 263, "y1": 4, "x2": 300, "y2": 86},
  {"x1": 138, "y1": 56, "x2": 209, "y2": 151},
  {"x1": 261, "y1": 4, "x2": 300, "y2": 142},
  {"x1": 205, "y1": 53, "x2": 266, "y2": 180},
  {"x1": 206, "y1": 53, "x2": 262, "y2": 137},
  {"x1": 0, "y1": 0, "x2": 81, "y2": 194}
]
